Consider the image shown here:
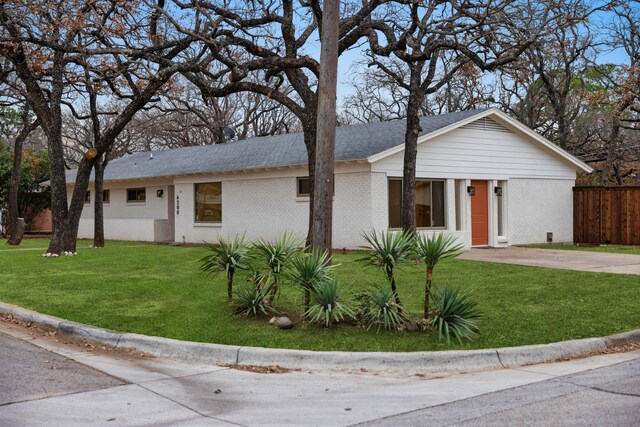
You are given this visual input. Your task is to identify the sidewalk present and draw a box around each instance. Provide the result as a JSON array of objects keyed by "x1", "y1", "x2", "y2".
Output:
[{"x1": 1, "y1": 319, "x2": 638, "y2": 427}]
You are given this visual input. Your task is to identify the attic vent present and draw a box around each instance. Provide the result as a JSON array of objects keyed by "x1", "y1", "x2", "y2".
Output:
[{"x1": 462, "y1": 117, "x2": 513, "y2": 133}]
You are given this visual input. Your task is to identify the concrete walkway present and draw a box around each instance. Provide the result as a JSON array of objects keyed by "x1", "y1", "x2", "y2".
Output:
[
  {"x1": 460, "y1": 246, "x2": 640, "y2": 275},
  {"x1": 1, "y1": 320, "x2": 639, "y2": 426}
]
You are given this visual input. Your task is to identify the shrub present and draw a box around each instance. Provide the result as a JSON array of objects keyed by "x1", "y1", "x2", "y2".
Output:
[
  {"x1": 359, "y1": 229, "x2": 415, "y2": 311},
  {"x1": 233, "y1": 281, "x2": 277, "y2": 317},
  {"x1": 415, "y1": 233, "x2": 464, "y2": 320},
  {"x1": 305, "y1": 279, "x2": 353, "y2": 327},
  {"x1": 200, "y1": 234, "x2": 250, "y2": 301},
  {"x1": 252, "y1": 231, "x2": 304, "y2": 298},
  {"x1": 430, "y1": 286, "x2": 480, "y2": 344},
  {"x1": 287, "y1": 249, "x2": 335, "y2": 311},
  {"x1": 354, "y1": 284, "x2": 405, "y2": 332}
]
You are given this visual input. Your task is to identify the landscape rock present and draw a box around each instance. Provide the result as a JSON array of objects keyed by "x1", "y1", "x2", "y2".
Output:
[
  {"x1": 276, "y1": 317, "x2": 294, "y2": 330},
  {"x1": 405, "y1": 322, "x2": 419, "y2": 332}
]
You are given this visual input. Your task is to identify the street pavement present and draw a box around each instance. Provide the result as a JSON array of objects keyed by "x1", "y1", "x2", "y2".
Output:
[{"x1": 1, "y1": 321, "x2": 639, "y2": 427}]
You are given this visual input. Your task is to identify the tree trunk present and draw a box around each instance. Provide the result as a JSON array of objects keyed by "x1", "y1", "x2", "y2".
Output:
[
  {"x1": 312, "y1": 0, "x2": 339, "y2": 257},
  {"x1": 388, "y1": 270, "x2": 403, "y2": 313},
  {"x1": 401, "y1": 70, "x2": 426, "y2": 233},
  {"x1": 227, "y1": 272, "x2": 234, "y2": 302},
  {"x1": 7, "y1": 131, "x2": 24, "y2": 245},
  {"x1": 424, "y1": 267, "x2": 433, "y2": 320},
  {"x1": 601, "y1": 116, "x2": 621, "y2": 185},
  {"x1": 61, "y1": 158, "x2": 96, "y2": 253},
  {"x1": 8, "y1": 218, "x2": 26, "y2": 245},
  {"x1": 46, "y1": 125, "x2": 69, "y2": 255},
  {"x1": 93, "y1": 158, "x2": 105, "y2": 248},
  {"x1": 303, "y1": 127, "x2": 317, "y2": 249}
]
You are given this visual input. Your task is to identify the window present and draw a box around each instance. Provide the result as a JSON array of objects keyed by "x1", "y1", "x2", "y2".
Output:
[
  {"x1": 195, "y1": 182, "x2": 222, "y2": 222},
  {"x1": 297, "y1": 177, "x2": 311, "y2": 197},
  {"x1": 84, "y1": 191, "x2": 91, "y2": 205},
  {"x1": 388, "y1": 178, "x2": 446, "y2": 229},
  {"x1": 102, "y1": 190, "x2": 110, "y2": 204},
  {"x1": 296, "y1": 176, "x2": 335, "y2": 197},
  {"x1": 127, "y1": 188, "x2": 146, "y2": 203}
]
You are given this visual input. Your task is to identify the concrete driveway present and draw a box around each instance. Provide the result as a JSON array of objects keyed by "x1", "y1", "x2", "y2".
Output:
[{"x1": 460, "y1": 247, "x2": 640, "y2": 275}]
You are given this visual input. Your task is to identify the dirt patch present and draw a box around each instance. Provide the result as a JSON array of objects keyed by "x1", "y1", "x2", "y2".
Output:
[{"x1": 222, "y1": 363, "x2": 299, "y2": 374}]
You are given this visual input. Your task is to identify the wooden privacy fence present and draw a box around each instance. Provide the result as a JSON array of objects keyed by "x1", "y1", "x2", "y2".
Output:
[{"x1": 573, "y1": 186, "x2": 640, "y2": 245}]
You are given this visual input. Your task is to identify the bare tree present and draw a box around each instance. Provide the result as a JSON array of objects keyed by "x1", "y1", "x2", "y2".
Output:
[{"x1": 366, "y1": 0, "x2": 561, "y2": 232}]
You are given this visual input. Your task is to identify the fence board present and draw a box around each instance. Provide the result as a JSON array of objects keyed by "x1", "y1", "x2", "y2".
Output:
[{"x1": 574, "y1": 186, "x2": 640, "y2": 245}]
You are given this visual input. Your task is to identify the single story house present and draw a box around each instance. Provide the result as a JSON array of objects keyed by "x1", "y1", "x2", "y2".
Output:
[{"x1": 69, "y1": 108, "x2": 592, "y2": 249}]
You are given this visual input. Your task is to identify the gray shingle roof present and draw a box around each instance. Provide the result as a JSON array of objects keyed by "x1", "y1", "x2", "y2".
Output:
[{"x1": 71, "y1": 109, "x2": 486, "y2": 183}]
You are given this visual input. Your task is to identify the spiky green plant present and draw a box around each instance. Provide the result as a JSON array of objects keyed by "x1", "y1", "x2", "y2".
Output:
[
  {"x1": 305, "y1": 279, "x2": 353, "y2": 327},
  {"x1": 430, "y1": 286, "x2": 480, "y2": 344},
  {"x1": 359, "y1": 229, "x2": 415, "y2": 311},
  {"x1": 415, "y1": 233, "x2": 464, "y2": 320},
  {"x1": 233, "y1": 274, "x2": 276, "y2": 317},
  {"x1": 251, "y1": 231, "x2": 304, "y2": 298},
  {"x1": 200, "y1": 234, "x2": 250, "y2": 301},
  {"x1": 354, "y1": 284, "x2": 405, "y2": 332},
  {"x1": 287, "y1": 249, "x2": 335, "y2": 311}
]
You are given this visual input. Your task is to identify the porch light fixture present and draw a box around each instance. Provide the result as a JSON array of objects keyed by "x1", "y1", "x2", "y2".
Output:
[
  {"x1": 156, "y1": 189, "x2": 164, "y2": 198},
  {"x1": 494, "y1": 186, "x2": 503, "y2": 196},
  {"x1": 467, "y1": 186, "x2": 475, "y2": 196}
]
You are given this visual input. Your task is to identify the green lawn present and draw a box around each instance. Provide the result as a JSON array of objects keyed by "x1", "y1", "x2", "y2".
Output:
[
  {"x1": 1, "y1": 239, "x2": 639, "y2": 352},
  {"x1": 525, "y1": 243, "x2": 640, "y2": 256}
]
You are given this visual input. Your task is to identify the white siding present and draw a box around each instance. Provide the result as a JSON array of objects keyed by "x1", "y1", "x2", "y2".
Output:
[
  {"x1": 371, "y1": 124, "x2": 577, "y2": 180},
  {"x1": 73, "y1": 178, "x2": 172, "y2": 241},
  {"x1": 507, "y1": 179, "x2": 574, "y2": 245}
]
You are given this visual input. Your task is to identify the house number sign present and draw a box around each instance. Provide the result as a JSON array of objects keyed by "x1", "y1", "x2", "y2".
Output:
[{"x1": 176, "y1": 195, "x2": 180, "y2": 215}]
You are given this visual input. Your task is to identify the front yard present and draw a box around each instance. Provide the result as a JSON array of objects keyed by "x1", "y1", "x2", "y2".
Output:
[{"x1": 1, "y1": 239, "x2": 639, "y2": 352}]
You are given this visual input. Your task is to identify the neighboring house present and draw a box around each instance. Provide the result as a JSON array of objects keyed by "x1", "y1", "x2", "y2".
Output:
[{"x1": 68, "y1": 108, "x2": 592, "y2": 249}]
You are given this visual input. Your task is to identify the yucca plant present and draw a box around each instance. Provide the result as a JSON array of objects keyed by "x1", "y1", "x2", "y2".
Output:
[
  {"x1": 287, "y1": 249, "x2": 335, "y2": 311},
  {"x1": 430, "y1": 286, "x2": 480, "y2": 344},
  {"x1": 359, "y1": 229, "x2": 415, "y2": 311},
  {"x1": 200, "y1": 234, "x2": 250, "y2": 301},
  {"x1": 354, "y1": 284, "x2": 405, "y2": 332},
  {"x1": 415, "y1": 233, "x2": 464, "y2": 320},
  {"x1": 233, "y1": 282, "x2": 276, "y2": 317},
  {"x1": 251, "y1": 231, "x2": 304, "y2": 298},
  {"x1": 305, "y1": 279, "x2": 353, "y2": 327}
]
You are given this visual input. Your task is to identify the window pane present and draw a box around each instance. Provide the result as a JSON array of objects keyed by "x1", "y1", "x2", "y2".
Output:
[
  {"x1": 432, "y1": 181, "x2": 445, "y2": 227},
  {"x1": 84, "y1": 191, "x2": 91, "y2": 203},
  {"x1": 127, "y1": 188, "x2": 145, "y2": 202},
  {"x1": 415, "y1": 181, "x2": 430, "y2": 228},
  {"x1": 297, "y1": 177, "x2": 311, "y2": 196},
  {"x1": 103, "y1": 190, "x2": 110, "y2": 203},
  {"x1": 388, "y1": 179, "x2": 402, "y2": 228},
  {"x1": 195, "y1": 182, "x2": 222, "y2": 222}
]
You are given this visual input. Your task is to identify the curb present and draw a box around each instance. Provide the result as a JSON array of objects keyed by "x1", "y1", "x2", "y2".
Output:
[{"x1": 1, "y1": 302, "x2": 637, "y2": 373}]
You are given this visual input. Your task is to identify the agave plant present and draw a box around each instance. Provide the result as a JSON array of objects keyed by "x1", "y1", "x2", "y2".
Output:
[
  {"x1": 430, "y1": 286, "x2": 480, "y2": 344},
  {"x1": 354, "y1": 284, "x2": 405, "y2": 332},
  {"x1": 359, "y1": 229, "x2": 415, "y2": 311},
  {"x1": 415, "y1": 233, "x2": 464, "y2": 320},
  {"x1": 251, "y1": 231, "x2": 305, "y2": 298},
  {"x1": 287, "y1": 249, "x2": 335, "y2": 311},
  {"x1": 305, "y1": 279, "x2": 353, "y2": 327},
  {"x1": 200, "y1": 234, "x2": 250, "y2": 301}
]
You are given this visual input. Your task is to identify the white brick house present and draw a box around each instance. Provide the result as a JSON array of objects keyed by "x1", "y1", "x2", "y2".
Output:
[{"x1": 70, "y1": 108, "x2": 591, "y2": 249}]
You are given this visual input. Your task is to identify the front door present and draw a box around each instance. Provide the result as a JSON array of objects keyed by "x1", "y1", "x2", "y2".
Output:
[{"x1": 470, "y1": 180, "x2": 489, "y2": 246}]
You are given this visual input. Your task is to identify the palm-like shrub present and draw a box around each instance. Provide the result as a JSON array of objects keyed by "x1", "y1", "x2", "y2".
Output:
[
  {"x1": 200, "y1": 235, "x2": 250, "y2": 301},
  {"x1": 415, "y1": 233, "x2": 464, "y2": 320},
  {"x1": 359, "y1": 229, "x2": 415, "y2": 311},
  {"x1": 233, "y1": 283, "x2": 276, "y2": 317},
  {"x1": 252, "y1": 231, "x2": 304, "y2": 298},
  {"x1": 287, "y1": 249, "x2": 334, "y2": 311},
  {"x1": 305, "y1": 279, "x2": 353, "y2": 327},
  {"x1": 354, "y1": 285, "x2": 405, "y2": 332},
  {"x1": 430, "y1": 286, "x2": 480, "y2": 344}
]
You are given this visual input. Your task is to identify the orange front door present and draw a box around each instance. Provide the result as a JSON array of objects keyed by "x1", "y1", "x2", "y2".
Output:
[{"x1": 470, "y1": 180, "x2": 489, "y2": 246}]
